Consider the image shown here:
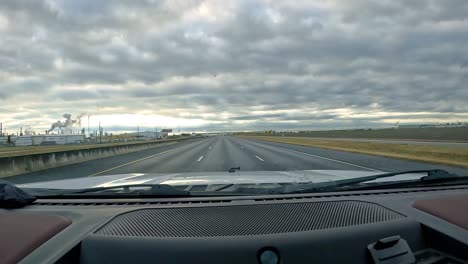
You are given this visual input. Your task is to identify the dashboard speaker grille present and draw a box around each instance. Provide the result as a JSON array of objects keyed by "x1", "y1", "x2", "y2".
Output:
[{"x1": 95, "y1": 201, "x2": 404, "y2": 237}]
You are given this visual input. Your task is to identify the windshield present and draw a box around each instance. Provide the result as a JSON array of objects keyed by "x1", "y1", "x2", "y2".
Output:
[{"x1": 1, "y1": 1, "x2": 468, "y2": 195}]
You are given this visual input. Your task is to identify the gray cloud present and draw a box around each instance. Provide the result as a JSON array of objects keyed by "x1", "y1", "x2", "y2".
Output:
[
  {"x1": 1, "y1": 0, "x2": 467, "y2": 132},
  {"x1": 56, "y1": 89, "x2": 106, "y2": 101}
]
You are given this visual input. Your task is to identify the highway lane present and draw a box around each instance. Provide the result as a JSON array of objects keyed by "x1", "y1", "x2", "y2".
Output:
[
  {"x1": 236, "y1": 138, "x2": 468, "y2": 175},
  {"x1": 5, "y1": 138, "x2": 211, "y2": 184},
  {"x1": 93, "y1": 136, "x2": 379, "y2": 174},
  {"x1": 5, "y1": 136, "x2": 468, "y2": 184},
  {"x1": 230, "y1": 137, "x2": 378, "y2": 172}
]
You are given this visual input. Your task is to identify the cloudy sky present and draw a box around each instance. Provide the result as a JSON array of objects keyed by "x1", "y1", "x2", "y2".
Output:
[{"x1": 1, "y1": 0, "x2": 467, "y2": 134}]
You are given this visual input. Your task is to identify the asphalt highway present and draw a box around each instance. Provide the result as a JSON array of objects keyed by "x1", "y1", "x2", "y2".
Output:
[{"x1": 6, "y1": 136, "x2": 468, "y2": 184}]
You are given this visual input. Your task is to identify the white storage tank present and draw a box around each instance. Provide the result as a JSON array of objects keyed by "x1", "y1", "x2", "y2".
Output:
[
  {"x1": 0, "y1": 137, "x2": 8, "y2": 144},
  {"x1": 15, "y1": 136, "x2": 33, "y2": 146},
  {"x1": 31, "y1": 136, "x2": 45, "y2": 145},
  {"x1": 65, "y1": 134, "x2": 85, "y2": 144},
  {"x1": 45, "y1": 135, "x2": 67, "y2": 145},
  {"x1": 43, "y1": 134, "x2": 85, "y2": 145},
  {"x1": 14, "y1": 134, "x2": 84, "y2": 146}
]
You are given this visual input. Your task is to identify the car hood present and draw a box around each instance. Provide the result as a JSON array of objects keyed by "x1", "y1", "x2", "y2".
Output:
[{"x1": 18, "y1": 170, "x2": 425, "y2": 190}]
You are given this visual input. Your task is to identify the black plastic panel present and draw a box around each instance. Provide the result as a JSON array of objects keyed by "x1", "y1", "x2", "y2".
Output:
[
  {"x1": 82, "y1": 219, "x2": 424, "y2": 264},
  {"x1": 12, "y1": 187, "x2": 468, "y2": 264},
  {"x1": 95, "y1": 201, "x2": 404, "y2": 237}
]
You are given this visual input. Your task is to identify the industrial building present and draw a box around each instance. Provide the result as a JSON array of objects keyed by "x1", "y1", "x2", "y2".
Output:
[
  {"x1": 126, "y1": 131, "x2": 169, "y2": 140},
  {"x1": 0, "y1": 136, "x2": 13, "y2": 145},
  {"x1": 15, "y1": 134, "x2": 85, "y2": 146}
]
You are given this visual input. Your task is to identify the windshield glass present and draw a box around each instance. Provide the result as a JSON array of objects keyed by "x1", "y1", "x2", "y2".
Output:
[{"x1": 1, "y1": 0, "x2": 468, "y2": 195}]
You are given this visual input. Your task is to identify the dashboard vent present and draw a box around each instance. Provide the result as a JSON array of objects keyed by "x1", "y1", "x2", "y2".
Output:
[{"x1": 95, "y1": 201, "x2": 404, "y2": 237}]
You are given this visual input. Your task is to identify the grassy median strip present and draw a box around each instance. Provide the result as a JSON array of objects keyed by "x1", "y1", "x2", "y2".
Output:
[{"x1": 238, "y1": 136, "x2": 468, "y2": 168}]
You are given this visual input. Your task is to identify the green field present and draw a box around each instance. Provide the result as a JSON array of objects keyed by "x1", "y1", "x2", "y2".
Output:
[
  {"x1": 238, "y1": 136, "x2": 468, "y2": 168},
  {"x1": 238, "y1": 127, "x2": 468, "y2": 141}
]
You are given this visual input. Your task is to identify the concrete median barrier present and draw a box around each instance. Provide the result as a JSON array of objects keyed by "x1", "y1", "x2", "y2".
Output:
[{"x1": 0, "y1": 137, "x2": 198, "y2": 178}]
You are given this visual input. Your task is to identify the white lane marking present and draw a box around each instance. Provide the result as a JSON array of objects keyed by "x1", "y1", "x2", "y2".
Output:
[
  {"x1": 242, "y1": 139, "x2": 379, "y2": 172},
  {"x1": 255, "y1": 155, "x2": 265, "y2": 162},
  {"x1": 88, "y1": 145, "x2": 187, "y2": 177},
  {"x1": 197, "y1": 155, "x2": 204, "y2": 162}
]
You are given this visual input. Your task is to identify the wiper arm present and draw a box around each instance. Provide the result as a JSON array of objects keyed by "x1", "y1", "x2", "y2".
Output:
[
  {"x1": 26, "y1": 184, "x2": 190, "y2": 198},
  {"x1": 277, "y1": 169, "x2": 459, "y2": 194}
]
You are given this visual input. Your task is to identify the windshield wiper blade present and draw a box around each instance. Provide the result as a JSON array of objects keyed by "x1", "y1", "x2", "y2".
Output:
[
  {"x1": 26, "y1": 184, "x2": 190, "y2": 198},
  {"x1": 277, "y1": 169, "x2": 460, "y2": 194}
]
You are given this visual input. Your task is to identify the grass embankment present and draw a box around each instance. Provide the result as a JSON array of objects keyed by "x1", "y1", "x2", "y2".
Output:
[
  {"x1": 239, "y1": 127, "x2": 468, "y2": 141},
  {"x1": 238, "y1": 136, "x2": 468, "y2": 168},
  {"x1": 0, "y1": 137, "x2": 194, "y2": 158}
]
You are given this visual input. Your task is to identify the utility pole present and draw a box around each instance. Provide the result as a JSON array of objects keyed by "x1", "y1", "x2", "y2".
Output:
[
  {"x1": 137, "y1": 126, "x2": 140, "y2": 141},
  {"x1": 87, "y1": 115, "x2": 90, "y2": 137},
  {"x1": 0, "y1": 122, "x2": 2, "y2": 136}
]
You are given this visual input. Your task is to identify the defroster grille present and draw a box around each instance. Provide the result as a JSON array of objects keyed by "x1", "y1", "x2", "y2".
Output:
[{"x1": 95, "y1": 201, "x2": 404, "y2": 237}]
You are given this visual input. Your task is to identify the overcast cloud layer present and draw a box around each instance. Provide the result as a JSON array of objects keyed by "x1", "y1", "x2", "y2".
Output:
[{"x1": 1, "y1": 0, "x2": 467, "y2": 133}]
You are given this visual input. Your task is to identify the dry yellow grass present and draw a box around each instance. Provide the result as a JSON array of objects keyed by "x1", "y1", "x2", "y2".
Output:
[{"x1": 238, "y1": 136, "x2": 468, "y2": 168}]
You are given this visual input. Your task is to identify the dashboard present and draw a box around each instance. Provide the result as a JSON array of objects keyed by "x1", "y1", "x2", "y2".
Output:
[{"x1": 1, "y1": 185, "x2": 468, "y2": 264}]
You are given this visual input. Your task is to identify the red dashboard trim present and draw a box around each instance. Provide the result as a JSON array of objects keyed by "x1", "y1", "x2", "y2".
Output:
[
  {"x1": 413, "y1": 194, "x2": 468, "y2": 230},
  {"x1": 0, "y1": 213, "x2": 71, "y2": 264}
]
